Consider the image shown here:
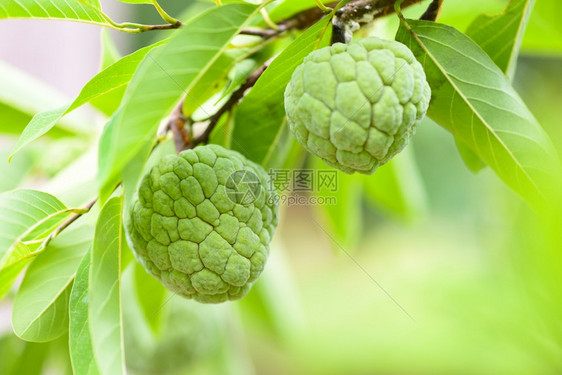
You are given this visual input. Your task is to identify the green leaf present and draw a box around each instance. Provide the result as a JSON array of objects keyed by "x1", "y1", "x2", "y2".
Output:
[
  {"x1": 11, "y1": 284, "x2": 72, "y2": 343},
  {"x1": 0, "y1": 243, "x2": 33, "y2": 299},
  {"x1": 466, "y1": 0, "x2": 535, "y2": 80},
  {"x1": 0, "y1": 0, "x2": 110, "y2": 26},
  {"x1": 100, "y1": 29, "x2": 121, "y2": 70},
  {"x1": 454, "y1": 138, "x2": 486, "y2": 173},
  {"x1": 232, "y1": 18, "x2": 332, "y2": 164},
  {"x1": 363, "y1": 146, "x2": 427, "y2": 219},
  {"x1": 89, "y1": 197, "x2": 125, "y2": 375},
  {"x1": 98, "y1": 3, "x2": 258, "y2": 203},
  {"x1": 12, "y1": 215, "x2": 94, "y2": 342},
  {"x1": 132, "y1": 261, "x2": 167, "y2": 333},
  {"x1": 0, "y1": 335, "x2": 49, "y2": 375},
  {"x1": 459, "y1": 0, "x2": 535, "y2": 172},
  {"x1": 0, "y1": 190, "x2": 72, "y2": 297},
  {"x1": 9, "y1": 42, "x2": 163, "y2": 160},
  {"x1": 396, "y1": 19, "x2": 561, "y2": 206},
  {"x1": 0, "y1": 60, "x2": 90, "y2": 137},
  {"x1": 313, "y1": 159, "x2": 362, "y2": 249},
  {"x1": 523, "y1": 0, "x2": 562, "y2": 54},
  {"x1": 69, "y1": 249, "x2": 100, "y2": 375}
]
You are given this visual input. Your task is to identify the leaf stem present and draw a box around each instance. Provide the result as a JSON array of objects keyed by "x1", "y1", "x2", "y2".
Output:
[
  {"x1": 151, "y1": 0, "x2": 183, "y2": 27},
  {"x1": 77, "y1": 0, "x2": 181, "y2": 33}
]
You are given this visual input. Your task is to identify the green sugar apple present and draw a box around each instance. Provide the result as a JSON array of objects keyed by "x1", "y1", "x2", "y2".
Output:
[
  {"x1": 284, "y1": 37, "x2": 431, "y2": 174},
  {"x1": 126, "y1": 144, "x2": 278, "y2": 303}
]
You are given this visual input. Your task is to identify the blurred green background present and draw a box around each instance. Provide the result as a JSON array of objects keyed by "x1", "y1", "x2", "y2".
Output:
[{"x1": 1, "y1": 0, "x2": 561, "y2": 374}]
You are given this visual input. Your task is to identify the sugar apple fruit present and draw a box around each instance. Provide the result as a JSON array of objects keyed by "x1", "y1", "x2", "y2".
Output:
[
  {"x1": 284, "y1": 37, "x2": 431, "y2": 174},
  {"x1": 126, "y1": 144, "x2": 278, "y2": 303}
]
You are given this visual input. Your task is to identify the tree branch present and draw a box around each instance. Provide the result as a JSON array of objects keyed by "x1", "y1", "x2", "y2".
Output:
[
  {"x1": 420, "y1": 0, "x2": 443, "y2": 21},
  {"x1": 195, "y1": 58, "x2": 273, "y2": 148},
  {"x1": 332, "y1": 0, "x2": 425, "y2": 43}
]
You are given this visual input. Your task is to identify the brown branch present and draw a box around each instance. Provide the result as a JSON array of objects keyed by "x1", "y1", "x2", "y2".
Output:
[
  {"x1": 332, "y1": 0, "x2": 425, "y2": 43},
  {"x1": 190, "y1": 58, "x2": 274, "y2": 149},
  {"x1": 168, "y1": 99, "x2": 191, "y2": 153},
  {"x1": 420, "y1": 0, "x2": 443, "y2": 21}
]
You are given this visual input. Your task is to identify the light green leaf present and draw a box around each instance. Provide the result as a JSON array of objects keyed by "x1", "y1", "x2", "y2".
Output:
[
  {"x1": 313, "y1": 159, "x2": 362, "y2": 249},
  {"x1": 218, "y1": 59, "x2": 257, "y2": 102},
  {"x1": 459, "y1": 0, "x2": 535, "y2": 172},
  {"x1": 89, "y1": 197, "x2": 125, "y2": 375},
  {"x1": 0, "y1": 190, "x2": 70, "y2": 298},
  {"x1": 0, "y1": 0, "x2": 110, "y2": 25},
  {"x1": 0, "y1": 0, "x2": 110, "y2": 26},
  {"x1": 132, "y1": 261, "x2": 167, "y2": 333},
  {"x1": 12, "y1": 215, "x2": 94, "y2": 342},
  {"x1": 11, "y1": 284, "x2": 72, "y2": 343},
  {"x1": 98, "y1": 3, "x2": 258, "y2": 203},
  {"x1": 69, "y1": 249, "x2": 100, "y2": 375},
  {"x1": 232, "y1": 18, "x2": 331, "y2": 164},
  {"x1": 454, "y1": 138, "x2": 486, "y2": 173},
  {"x1": 0, "y1": 335, "x2": 49, "y2": 375},
  {"x1": 363, "y1": 146, "x2": 427, "y2": 219},
  {"x1": 0, "y1": 60, "x2": 90, "y2": 137},
  {"x1": 9, "y1": 42, "x2": 163, "y2": 160},
  {"x1": 466, "y1": 0, "x2": 535, "y2": 80},
  {"x1": 396, "y1": 19, "x2": 561, "y2": 206},
  {"x1": 523, "y1": 0, "x2": 562, "y2": 54},
  {"x1": 100, "y1": 29, "x2": 121, "y2": 71},
  {"x1": 0, "y1": 243, "x2": 33, "y2": 299}
]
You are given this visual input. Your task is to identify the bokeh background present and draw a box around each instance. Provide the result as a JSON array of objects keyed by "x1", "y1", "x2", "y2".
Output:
[{"x1": 1, "y1": 0, "x2": 562, "y2": 374}]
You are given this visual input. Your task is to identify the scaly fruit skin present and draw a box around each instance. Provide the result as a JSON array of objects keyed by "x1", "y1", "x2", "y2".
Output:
[
  {"x1": 284, "y1": 37, "x2": 431, "y2": 174},
  {"x1": 126, "y1": 144, "x2": 278, "y2": 303}
]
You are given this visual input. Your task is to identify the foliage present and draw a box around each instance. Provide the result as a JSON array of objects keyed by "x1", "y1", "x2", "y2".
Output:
[{"x1": 1, "y1": 0, "x2": 561, "y2": 374}]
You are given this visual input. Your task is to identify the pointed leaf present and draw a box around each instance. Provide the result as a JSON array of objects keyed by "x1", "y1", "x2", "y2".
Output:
[
  {"x1": 12, "y1": 215, "x2": 94, "y2": 342},
  {"x1": 98, "y1": 3, "x2": 258, "y2": 203},
  {"x1": 10, "y1": 42, "x2": 163, "y2": 160},
  {"x1": 89, "y1": 197, "x2": 125, "y2": 375},
  {"x1": 396, "y1": 19, "x2": 561, "y2": 206},
  {"x1": 466, "y1": 0, "x2": 535, "y2": 80}
]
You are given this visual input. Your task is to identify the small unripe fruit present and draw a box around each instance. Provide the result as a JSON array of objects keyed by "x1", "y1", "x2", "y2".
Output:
[
  {"x1": 126, "y1": 144, "x2": 278, "y2": 303},
  {"x1": 284, "y1": 37, "x2": 431, "y2": 174}
]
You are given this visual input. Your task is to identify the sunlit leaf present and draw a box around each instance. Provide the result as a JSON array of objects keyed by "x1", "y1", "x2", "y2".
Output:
[
  {"x1": 89, "y1": 197, "x2": 125, "y2": 375},
  {"x1": 98, "y1": 3, "x2": 259, "y2": 203},
  {"x1": 0, "y1": 190, "x2": 70, "y2": 298},
  {"x1": 69, "y1": 249, "x2": 100, "y2": 375},
  {"x1": 0, "y1": 0, "x2": 109, "y2": 25},
  {"x1": 10, "y1": 41, "x2": 163, "y2": 160},
  {"x1": 12, "y1": 215, "x2": 94, "y2": 342}
]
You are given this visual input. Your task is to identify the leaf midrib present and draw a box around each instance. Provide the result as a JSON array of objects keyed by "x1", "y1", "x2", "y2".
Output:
[{"x1": 403, "y1": 19, "x2": 542, "y2": 199}]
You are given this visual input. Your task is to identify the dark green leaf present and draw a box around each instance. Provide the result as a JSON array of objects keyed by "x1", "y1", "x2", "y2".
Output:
[{"x1": 232, "y1": 18, "x2": 332, "y2": 164}]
